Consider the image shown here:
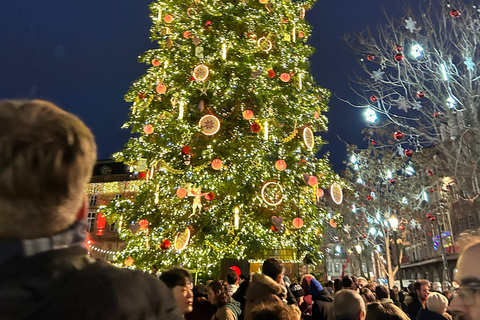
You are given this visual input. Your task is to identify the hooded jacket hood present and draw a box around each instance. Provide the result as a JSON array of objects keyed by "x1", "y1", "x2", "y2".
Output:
[
  {"x1": 246, "y1": 273, "x2": 283, "y2": 303},
  {"x1": 309, "y1": 278, "x2": 324, "y2": 298}
]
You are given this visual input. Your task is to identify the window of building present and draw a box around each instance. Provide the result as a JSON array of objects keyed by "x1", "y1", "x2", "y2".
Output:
[
  {"x1": 87, "y1": 212, "x2": 96, "y2": 232},
  {"x1": 114, "y1": 194, "x2": 122, "y2": 200},
  {"x1": 458, "y1": 217, "x2": 465, "y2": 232},
  {"x1": 468, "y1": 214, "x2": 475, "y2": 230},
  {"x1": 334, "y1": 264, "x2": 340, "y2": 273},
  {"x1": 110, "y1": 222, "x2": 117, "y2": 232},
  {"x1": 89, "y1": 195, "x2": 97, "y2": 207}
]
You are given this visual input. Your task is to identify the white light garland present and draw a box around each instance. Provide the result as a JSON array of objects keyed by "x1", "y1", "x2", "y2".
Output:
[{"x1": 89, "y1": 245, "x2": 120, "y2": 255}]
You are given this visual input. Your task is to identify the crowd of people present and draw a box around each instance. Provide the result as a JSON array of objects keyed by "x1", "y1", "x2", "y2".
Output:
[{"x1": 0, "y1": 99, "x2": 479, "y2": 320}]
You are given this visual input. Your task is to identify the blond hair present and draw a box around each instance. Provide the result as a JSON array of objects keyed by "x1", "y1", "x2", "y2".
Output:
[
  {"x1": 0, "y1": 100, "x2": 96, "y2": 239},
  {"x1": 426, "y1": 292, "x2": 448, "y2": 315}
]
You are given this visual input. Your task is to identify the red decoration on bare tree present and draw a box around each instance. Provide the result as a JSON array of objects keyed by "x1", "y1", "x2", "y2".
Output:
[
  {"x1": 394, "y1": 53, "x2": 404, "y2": 62},
  {"x1": 416, "y1": 92, "x2": 425, "y2": 99},
  {"x1": 394, "y1": 131, "x2": 405, "y2": 140},
  {"x1": 367, "y1": 55, "x2": 375, "y2": 61},
  {"x1": 370, "y1": 95, "x2": 378, "y2": 102},
  {"x1": 404, "y1": 149, "x2": 413, "y2": 157},
  {"x1": 450, "y1": 9, "x2": 461, "y2": 18}
]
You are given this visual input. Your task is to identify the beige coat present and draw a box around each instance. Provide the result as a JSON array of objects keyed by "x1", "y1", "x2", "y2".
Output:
[{"x1": 243, "y1": 273, "x2": 283, "y2": 320}]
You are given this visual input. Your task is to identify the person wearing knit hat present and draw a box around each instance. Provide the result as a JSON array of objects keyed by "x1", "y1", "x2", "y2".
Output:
[
  {"x1": 310, "y1": 278, "x2": 334, "y2": 320},
  {"x1": 416, "y1": 292, "x2": 450, "y2": 320}
]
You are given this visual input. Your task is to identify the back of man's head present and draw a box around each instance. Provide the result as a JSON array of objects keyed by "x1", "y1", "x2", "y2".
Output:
[
  {"x1": 333, "y1": 289, "x2": 366, "y2": 320},
  {"x1": 375, "y1": 285, "x2": 390, "y2": 300},
  {"x1": 226, "y1": 270, "x2": 238, "y2": 285},
  {"x1": 0, "y1": 100, "x2": 96, "y2": 239},
  {"x1": 262, "y1": 257, "x2": 284, "y2": 282}
]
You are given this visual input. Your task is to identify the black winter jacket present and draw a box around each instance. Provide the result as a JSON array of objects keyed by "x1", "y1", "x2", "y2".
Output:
[
  {"x1": 0, "y1": 246, "x2": 183, "y2": 320},
  {"x1": 311, "y1": 290, "x2": 334, "y2": 320}
]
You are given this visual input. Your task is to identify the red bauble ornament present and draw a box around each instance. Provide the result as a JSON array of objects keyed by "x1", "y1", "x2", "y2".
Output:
[
  {"x1": 138, "y1": 172, "x2": 146, "y2": 179},
  {"x1": 394, "y1": 53, "x2": 404, "y2": 62},
  {"x1": 367, "y1": 195, "x2": 373, "y2": 201},
  {"x1": 164, "y1": 15, "x2": 173, "y2": 23},
  {"x1": 427, "y1": 169, "x2": 434, "y2": 176},
  {"x1": 450, "y1": 9, "x2": 461, "y2": 18},
  {"x1": 183, "y1": 31, "x2": 191, "y2": 39},
  {"x1": 139, "y1": 219, "x2": 149, "y2": 231},
  {"x1": 138, "y1": 92, "x2": 146, "y2": 100},
  {"x1": 211, "y1": 159, "x2": 222, "y2": 170},
  {"x1": 370, "y1": 95, "x2": 378, "y2": 102},
  {"x1": 396, "y1": 45, "x2": 403, "y2": 52},
  {"x1": 152, "y1": 59, "x2": 161, "y2": 67},
  {"x1": 389, "y1": 179, "x2": 396, "y2": 184},
  {"x1": 160, "y1": 239, "x2": 171, "y2": 250},
  {"x1": 417, "y1": 92, "x2": 425, "y2": 99},
  {"x1": 243, "y1": 109, "x2": 254, "y2": 120},
  {"x1": 251, "y1": 122, "x2": 261, "y2": 133},
  {"x1": 394, "y1": 130, "x2": 405, "y2": 140},
  {"x1": 367, "y1": 55, "x2": 375, "y2": 61},
  {"x1": 362, "y1": 233, "x2": 367, "y2": 238},
  {"x1": 433, "y1": 112, "x2": 441, "y2": 118},
  {"x1": 292, "y1": 218, "x2": 304, "y2": 228},
  {"x1": 308, "y1": 176, "x2": 318, "y2": 186},
  {"x1": 143, "y1": 124, "x2": 154, "y2": 134},
  {"x1": 430, "y1": 188, "x2": 435, "y2": 192},
  {"x1": 280, "y1": 73, "x2": 291, "y2": 82},
  {"x1": 156, "y1": 83, "x2": 167, "y2": 94},
  {"x1": 205, "y1": 192, "x2": 215, "y2": 201},
  {"x1": 275, "y1": 160, "x2": 287, "y2": 171},
  {"x1": 176, "y1": 188, "x2": 187, "y2": 198},
  {"x1": 181, "y1": 145, "x2": 190, "y2": 155},
  {"x1": 399, "y1": 225, "x2": 405, "y2": 231},
  {"x1": 268, "y1": 69, "x2": 276, "y2": 78},
  {"x1": 404, "y1": 149, "x2": 413, "y2": 157},
  {"x1": 371, "y1": 140, "x2": 376, "y2": 145}
]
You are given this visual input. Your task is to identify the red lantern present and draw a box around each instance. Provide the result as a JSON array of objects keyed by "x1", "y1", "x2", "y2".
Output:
[
  {"x1": 417, "y1": 92, "x2": 425, "y2": 99},
  {"x1": 267, "y1": 69, "x2": 275, "y2": 78},
  {"x1": 156, "y1": 83, "x2": 167, "y2": 94},
  {"x1": 251, "y1": 122, "x2": 261, "y2": 133},
  {"x1": 139, "y1": 219, "x2": 149, "y2": 231},
  {"x1": 96, "y1": 213, "x2": 106, "y2": 236},
  {"x1": 394, "y1": 53, "x2": 404, "y2": 62},
  {"x1": 404, "y1": 149, "x2": 413, "y2": 157},
  {"x1": 367, "y1": 55, "x2": 375, "y2": 61},
  {"x1": 181, "y1": 145, "x2": 190, "y2": 155},
  {"x1": 275, "y1": 160, "x2": 287, "y2": 171},
  {"x1": 211, "y1": 159, "x2": 222, "y2": 170},
  {"x1": 151, "y1": 59, "x2": 161, "y2": 67},
  {"x1": 394, "y1": 130, "x2": 405, "y2": 140},
  {"x1": 450, "y1": 9, "x2": 461, "y2": 18},
  {"x1": 160, "y1": 239, "x2": 171, "y2": 250},
  {"x1": 370, "y1": 95, "x2": 378, "y2": 102}
]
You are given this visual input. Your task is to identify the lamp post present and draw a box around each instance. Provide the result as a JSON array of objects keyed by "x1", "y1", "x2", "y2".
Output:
[{"x1": 388, "y1": 215, "x2": 403, "y2": 289}]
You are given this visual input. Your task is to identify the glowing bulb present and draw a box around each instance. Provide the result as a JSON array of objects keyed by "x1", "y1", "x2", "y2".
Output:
[
  {"x1": 365, "y1": 108, "x2": 377, "y2": 123},
  {"x1": 222, "y1": 43, "x2": 227, "y2": 60},
  {"x1": 179, "y1": 102, "x2": 184, "y2": 120},
  {"x1": 411, "y1": 44, "x2": 424, "y2": 58},
  {"x1": 441, "y1": 63, "x2": 448, "y2": 81}
]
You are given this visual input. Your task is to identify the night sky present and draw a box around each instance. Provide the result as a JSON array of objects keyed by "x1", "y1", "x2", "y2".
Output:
[{"x1": 0, "y1": 0, "x2": 417, "y2": 172}]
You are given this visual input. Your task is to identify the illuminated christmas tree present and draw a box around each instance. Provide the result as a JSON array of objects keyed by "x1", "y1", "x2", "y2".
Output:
[{"x1": 102, "y1": 0, "x2": 340, "y2": 274}]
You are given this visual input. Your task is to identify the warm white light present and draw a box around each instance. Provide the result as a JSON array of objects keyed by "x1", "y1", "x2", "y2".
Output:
[
  {"x1": 411, "y1": 44, "x2": 424, "y2": 58},
  {"x1": 355, "y1": 245, "x2": 362, "y2": 253},
  {"x1": 264, "y1": 121, "x2": 269, "y2": 140},
  {"x1": 222, "y1": 43, "x2": 227, "y2": 60},
  {"x1": 365, "y1": 108, "x2": 377, "y2": 123},
  {"x1": 350, "y1": 154, "x2": 358, "y2": 164},
  {"x1": 234, "y1": 207, "x2": 240, "y2": 230},
  {"x1": 387, "y1": 169, "x2": 393, "y2": 179},
  {"x1": 406, "y1": 166, "x2": 415, "y2": 176},
  {"x1": 388, "y1": 215, "x2": 399, "y2": 230},
  {"x1": 370, "y1": 227, "x2": 377, "y2": 235},
  {"x1": 178, "y1": 102, "x2": 184, "y2": 120}
]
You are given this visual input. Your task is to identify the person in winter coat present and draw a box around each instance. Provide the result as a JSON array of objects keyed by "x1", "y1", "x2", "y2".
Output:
[
  {"x1": 208, "y1": 280, "x2": 242, "y2": 320},
  {"x1": 366, "y1": 302, "x2": 410, "y2": 320},
  {"x1": 407, "y1": 280, "x2": 430, "y2": 320},
  {"x1": 310, "y1": 278, "x2": 334, "y2": 320},
  {"x1": 0, "y1": 99, "x2": 183, "y2": 320},
  {"x1": 160, "y1": 268, "x2": 194, "y2": 315},
  {"x1": 244, "y1": 258, "x2": 299, "y2": 320},
  {"x1": 250, "y1": 301, "x2": 301, "y2": 320}
]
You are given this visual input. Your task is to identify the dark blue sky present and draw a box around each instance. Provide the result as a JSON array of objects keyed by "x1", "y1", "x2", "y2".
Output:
[{"x1": 0, "y1": 0, "x2": 412, "y2": 172}]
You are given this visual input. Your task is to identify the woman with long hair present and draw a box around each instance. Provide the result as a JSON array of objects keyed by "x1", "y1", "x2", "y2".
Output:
[{"x1": 207, "y1": 280, "x2": 242, "y2": 320}]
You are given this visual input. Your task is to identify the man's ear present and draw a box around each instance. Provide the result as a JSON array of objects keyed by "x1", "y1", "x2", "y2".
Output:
[
  {"x1": 76, "y1": 194, "x2": 88, "y2": 221},
  {"x1": 359, "y1": 309, "x2": 366, "y2": 320}
]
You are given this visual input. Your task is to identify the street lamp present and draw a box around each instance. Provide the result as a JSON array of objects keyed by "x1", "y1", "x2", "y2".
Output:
[{"x1": 388, "y1": 215, "x2": 403, "y2": 289}]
